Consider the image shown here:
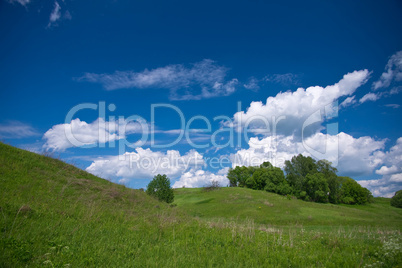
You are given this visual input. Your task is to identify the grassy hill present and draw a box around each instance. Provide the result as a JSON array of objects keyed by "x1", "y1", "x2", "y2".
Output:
[
  {"x1": 174, "y1": 187, "x2": 402, "y2": 228},
  {"x1": 1, "y1": 142, "x2": 401, "y2": 267}
]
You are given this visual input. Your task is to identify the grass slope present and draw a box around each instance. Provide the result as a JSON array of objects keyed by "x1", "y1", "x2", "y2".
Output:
[
  {"x1": 1, "y1": 142, "x2": 401, "y2": 267},
  {"x1": 174, "y1": 187, "x2": 402, "y2": 228}
]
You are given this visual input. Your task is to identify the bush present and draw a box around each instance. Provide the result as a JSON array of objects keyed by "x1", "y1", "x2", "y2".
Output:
[
  {"x1": 203, "y1": 180, "x2": 221, "y2": 192},
  {"x1": 299, "y1": 191, "x2": 307, "y2": 200},
  {"x1": 146, "y1": 174, "x2": 174, "y2": 203},
  {"x1": 391, "y1": 190, "x2": 402, "y2": 208},
  {"x1": 277, "y1": 183, "x2": 293, "y2": 195}
]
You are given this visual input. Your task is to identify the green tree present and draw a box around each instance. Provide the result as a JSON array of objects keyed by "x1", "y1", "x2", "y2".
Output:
[
  {"x1": 317, "y1": 160, "x2": 341, "y2": 203},
  {"x1": 227, "y1": 166, "x2": 251, "y2": 187},
  {"x1": 146, "y1": 174, "x2": 174, "y2": 203},
  {"x1": 284, "y1": 154, "x2": 317, "y2": 194},
  {"x1": 246, "y1": 162, "x2": 288, "y2": 193},
  {"x1": 391, "y1": 190, "x2": 402, "y2": 208},
  {"x1": 260, "y1": 161, "x2": 273, "y2": 169},
  {"x1": 246, "y1": 169, "x2": 267, "y2": 190},
  {"x1": 304, "y1": 173, "x2": 329, "y2": 203},
  {"x1": 227, "y1": 167, "x2": 239, "y2": 187},
  {"x1": 339, "y1": 176, "x2": 372, "y2": 204}
]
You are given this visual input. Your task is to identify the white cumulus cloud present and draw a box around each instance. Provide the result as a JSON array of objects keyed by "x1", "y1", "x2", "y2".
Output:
[
  {"x1": 231, "y1": 132, "x2": 385, "y2": 177},
  {"x1": 43, "y1": 118, "x2": 146, "y2": 151},
  {"x1": 390, "y1": 173, "x2": 402, "y2": 183},
  {"x1": 358, "y1": 137, "x2": 402, "y2": 197},
  {"x1": 230, "y1": 70, "x2": 370, "y2": 137},
  {"x1": 375, "y1": 165, "x2": 399, "y2": 176},
  {"x1": 172, "y1": 168, "x2": 229, "y2": 188},
  {"x1": 86, "y1": 148, "x2": 204, "y2": 183}
]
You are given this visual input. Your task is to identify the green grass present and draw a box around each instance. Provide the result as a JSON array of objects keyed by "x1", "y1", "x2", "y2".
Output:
[
  {"x1": 174, "y1": 187, "x2": 402, "y2": 227},
  {"x1": 1, "y1": 142, "x2": 401, "y2": 267}
]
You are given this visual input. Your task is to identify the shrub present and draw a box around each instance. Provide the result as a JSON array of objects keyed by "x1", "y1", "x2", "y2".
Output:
[
  {"x1": 203, "y1": 180, "x2": 221, "y2": 192},
  {"x1": 299, "y1": 191, "x2": 307, "y2": 200},
  {"x1": 146, "y1": 174, "x2": 174, "y2": 203},
  {"x1": 277, "y1": 183, "x2": 293, "y2": 195}
]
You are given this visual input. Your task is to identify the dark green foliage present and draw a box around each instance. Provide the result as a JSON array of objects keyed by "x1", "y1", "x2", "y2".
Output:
[
  {"x1": 276, "y1": 182, "x2": 293, "y2": 195},
  {"x1": 338, "y1": 176, "x2": 373, "y2": 204},
  {"x1": 227, "y1": 154, "x2": 373, "y2": 205},
  {"x1": 304, "y1": 173, "x2": 329, "y2": 203},
  {"x1": 243, "y1": 162, "x2": 288, "y2": 194},
  {"x1": 246, "y1": 169, "x2": 268, "y2": 190},
  {"x1": 146, "y1": 174, "x2": 174, "y2": 203},
  {"x1": 227, "y1": 166, "x2": 254, "y2": 187},
  {"x1": 284, "y1": 154, "x2": 317, "y2": 192},
  {"x1": 390, "y1": 190, "x2": 402, "y2": 208},
  {"x1": 317, "y1": 160, "x2": 340, "y2": 203}
]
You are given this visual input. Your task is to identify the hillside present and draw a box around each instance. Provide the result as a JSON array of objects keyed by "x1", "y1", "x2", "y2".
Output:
[
  {"x1": 0, "y1": 142, "x2": 183, "y2": 266},
  {"x1": 174, "y1": 187, "x2": 402, "y2": 228},
  {"x1": 1, "y1": 142, "x2": 401, "y2": 267}
]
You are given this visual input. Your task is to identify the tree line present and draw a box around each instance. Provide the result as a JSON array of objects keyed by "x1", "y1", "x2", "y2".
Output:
[{"x1": 227, "y1": 154, "x2": 373, "y2": 204}]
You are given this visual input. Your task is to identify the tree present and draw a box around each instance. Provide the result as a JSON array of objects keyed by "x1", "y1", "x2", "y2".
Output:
[
  {"x1": 227, "y1": 166, "x2": 252, "y2": 187},
  {"x1": 339, "y1": 177, "x2": 373, "y2": 204},
  {"x1": 304, "y1": 173, "x2": 329, "y2": 203},
  {"x1": 284, "y1": 154, "x2": 317, "y2": 193},
  {"x1": 246, "y1": 169, "x2": 268, "y2": 190},
  {"x1": 146, "y1": 174, "x2": 174, "y2": 203},
  {"x1": 317, "y1": 160, "x2": 340, "y2": 204},
  {"x1": 227, "y1": 167, "x2": 239, "y2": 187},
  {"x1": 260, "y1": 161, "x2": 273, "y2": 169},
  {"x1": 391, "y1": 190, "x2": 402, "y2": 208},
  {"x1": 246, "y1": 162, "x2": 288, "y2": 193}
]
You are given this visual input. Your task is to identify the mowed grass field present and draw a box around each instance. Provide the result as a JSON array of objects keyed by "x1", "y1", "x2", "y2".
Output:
[{"x1": 1, "y1": 142, "x2": 401, "y2": 267}]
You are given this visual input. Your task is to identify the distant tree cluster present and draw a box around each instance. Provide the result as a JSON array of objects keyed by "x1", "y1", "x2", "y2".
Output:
[{"x1": 227, "y1": 154, "x2": 373, "y2": 205}]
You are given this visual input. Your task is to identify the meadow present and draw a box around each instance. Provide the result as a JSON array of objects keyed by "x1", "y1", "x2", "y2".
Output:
[{"x1": 1, "y1": 142, "x2": 401, "y2": 267}]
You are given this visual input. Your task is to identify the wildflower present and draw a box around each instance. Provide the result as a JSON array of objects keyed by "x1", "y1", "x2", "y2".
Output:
[{"x1": 43, "y1": 260, "x2": 53, "y2": 265}]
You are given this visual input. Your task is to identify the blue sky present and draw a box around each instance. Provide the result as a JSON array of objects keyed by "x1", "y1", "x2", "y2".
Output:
[{"x1": 1, "y1": 0, "x2": 402, "y2": 196}]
